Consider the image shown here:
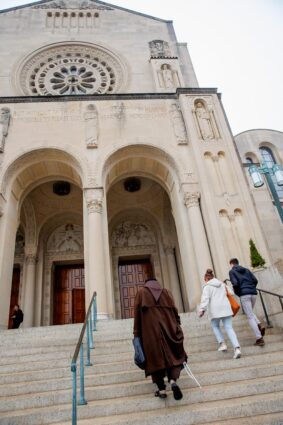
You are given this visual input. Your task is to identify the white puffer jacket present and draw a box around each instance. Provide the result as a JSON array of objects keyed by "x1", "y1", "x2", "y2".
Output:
[{"x1": 199, "y1": 278, "x2": 233, "y2": 320}]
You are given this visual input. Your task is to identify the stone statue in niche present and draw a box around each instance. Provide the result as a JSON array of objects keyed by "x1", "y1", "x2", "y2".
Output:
[
  {"x1": 195, "y1": 102, "x2": 214, "y2": 140},
  {"x1": 170, "y1": 102, "x2": 188, "y2": 145},
  {"x1": 0, "y1": 108, "x2": 11, "y2": 153},
  {"x1": 84, "y1": 104, "x2": 98, "y2": 148},
  {"x1": 112, "y1": 221, "x2": 155, "y2": 248},
  {"x1": 161, "y1": 64, "x2": 175, "y2": 89},
  {"x1": 149, "y1": 40, "x2": 171, "y2": 57}
]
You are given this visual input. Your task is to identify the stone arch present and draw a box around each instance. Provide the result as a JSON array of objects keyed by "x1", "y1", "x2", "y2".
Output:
[
  {"x1": 101, "y1": 144, "x2": 181, "y2": 195},
  {"x1": 0, "y1": 147, "x2": 85, "y2": 200},
  {"x1": 244, "y1": 151, "x2": 259, "y2": 163}
]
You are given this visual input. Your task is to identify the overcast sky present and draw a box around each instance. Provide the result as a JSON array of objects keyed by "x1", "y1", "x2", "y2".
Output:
[{"x1": 1, "y1": 0, "x2": 282, "y2": 135}]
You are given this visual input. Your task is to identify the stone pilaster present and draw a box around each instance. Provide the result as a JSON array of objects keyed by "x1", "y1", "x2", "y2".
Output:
[{"x1": 22, "y1": 248, "x2": 37, "y2": 328}]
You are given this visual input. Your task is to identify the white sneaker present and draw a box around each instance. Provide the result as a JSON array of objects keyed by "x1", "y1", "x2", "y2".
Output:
[
  {"x1": 218, "y1": 342, "x2": 227, "y2": 352},
  {"x1": 233, "y1": 347, "x2": 241, "y2": 359}
]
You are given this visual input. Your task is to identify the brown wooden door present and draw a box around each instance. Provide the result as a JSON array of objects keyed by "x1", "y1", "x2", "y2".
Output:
[
  {"x1": 53, "y1": 265, "x2": 85, "y2": 325},
  {"x1": 119, "y1": 260, "x2": 153, "y2": 319},
  {"x1": 8, "y1": 267, "x2": 21, "y2": 329},
  {"x1": 72, "y1": 289, "x2": 85, "y2": 323}
]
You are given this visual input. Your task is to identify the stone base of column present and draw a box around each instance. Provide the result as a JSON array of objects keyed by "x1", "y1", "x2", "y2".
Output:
[{"x1": 97, "y1": 313, "x2": 114, "y2": 320}]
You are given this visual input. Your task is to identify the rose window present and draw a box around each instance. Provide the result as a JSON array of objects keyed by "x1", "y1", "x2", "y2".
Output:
[{"x1": 18, "y1": 43, "x2": 126, "y2": 96}]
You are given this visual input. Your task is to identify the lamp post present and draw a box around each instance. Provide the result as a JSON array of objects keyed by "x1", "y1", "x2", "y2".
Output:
[{"x1": 249, "y1": 163, "x2": 283, "y2": 223}]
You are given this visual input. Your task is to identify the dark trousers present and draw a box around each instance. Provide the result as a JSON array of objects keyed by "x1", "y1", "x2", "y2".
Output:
[{"x1": 151, "y1": 365, "x2": 182, "y2": 390}]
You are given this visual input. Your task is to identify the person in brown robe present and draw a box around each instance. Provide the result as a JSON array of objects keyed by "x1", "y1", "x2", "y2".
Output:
[{"x1": 133, "y1": 278, "x2": 187, "y2": 400}]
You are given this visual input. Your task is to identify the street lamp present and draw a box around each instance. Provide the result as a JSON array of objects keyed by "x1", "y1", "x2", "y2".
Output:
[{"x1": 249, "y1": 162, "x2": 283, "y2": 223}]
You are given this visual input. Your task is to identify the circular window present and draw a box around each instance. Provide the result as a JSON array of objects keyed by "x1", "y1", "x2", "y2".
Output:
[{"x1": 19, "y1": 43, "x2": 126, "y2": 96}]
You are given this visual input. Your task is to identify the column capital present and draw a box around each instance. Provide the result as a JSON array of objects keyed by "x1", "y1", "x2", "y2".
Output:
[
  {"x1": 184, "y1": 191, "x2": 200, "y2": 208},
  {"x1": 84, "y1": 188, "x2": 104, "y2": 214}
]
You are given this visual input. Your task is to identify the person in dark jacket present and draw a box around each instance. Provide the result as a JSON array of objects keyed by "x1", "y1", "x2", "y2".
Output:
[
  {"x1": 133, "y1": 278, "x2": 187, "y2": 400},
  {"x1": 229, "y1": 258, "x2": 265, "y2": 346},
  {"x1": 11, "y1": 304, "x2": 24, "y2": 329}
]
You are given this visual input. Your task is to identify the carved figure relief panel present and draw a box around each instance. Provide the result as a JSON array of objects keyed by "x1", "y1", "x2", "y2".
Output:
[
  {"x1": 111, "y1": 221, "x2": 156, "y2": 248},
  {"x1": 0, "y1": 108, "x2": 11, "y2": 153},
  {"x1": 169, "y1": 101, "x2": 188, "y2": 145},
  {"x1": 47, "y1": 223, "x2": 83, "y2": 253},
  {"x1": 149, "y1": 40, "x2": 172, "y2": 58},
  {"x1": 18, "y1": 43, "x2": 126, "y2": 96}
]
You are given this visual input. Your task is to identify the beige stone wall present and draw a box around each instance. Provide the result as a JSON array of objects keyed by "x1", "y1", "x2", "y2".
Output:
[
  {"x1": 234, "y1": 129, "x2": 283, "y2": 263},
  {"x1": 0, "y1": 1, "x2": 279, "y2": 328}
]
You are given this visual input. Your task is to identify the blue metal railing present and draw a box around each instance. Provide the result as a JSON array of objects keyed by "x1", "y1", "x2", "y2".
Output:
[{"x1": 71, "y1": 291, "x2": 97, "y2": 425}]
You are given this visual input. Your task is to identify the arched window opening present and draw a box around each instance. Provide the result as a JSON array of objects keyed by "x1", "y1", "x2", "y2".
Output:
[{"x1": 259, "y1": 147, "x2": 283, "y2": 199}]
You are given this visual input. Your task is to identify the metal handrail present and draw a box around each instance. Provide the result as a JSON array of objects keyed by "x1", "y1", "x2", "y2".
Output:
[
  {"x1": 224, "y1": 279, "x2": 283, "y2": 328},
  {"x1": 71, "y1": 291, "x2": 97, "y2": 425}
]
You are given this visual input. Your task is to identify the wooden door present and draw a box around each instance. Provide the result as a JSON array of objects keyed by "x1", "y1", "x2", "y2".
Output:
[
  {"x1": 119, "y1": 260, "x2": 153, "y2": 319},
  {"x1": 53, "y1": 265, "x2": 85, "y2": 325},
  {"x1": 72, "y1": 289, "x2": 85, "y2": 323},
  {"x1": 8, "y1": 267, "x2": 21, "y2": 329}
]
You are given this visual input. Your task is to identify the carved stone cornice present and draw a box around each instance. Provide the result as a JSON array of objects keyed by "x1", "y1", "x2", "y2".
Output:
[{"x1": 184, "y1": 192, "x2": 200, "y2": 208}]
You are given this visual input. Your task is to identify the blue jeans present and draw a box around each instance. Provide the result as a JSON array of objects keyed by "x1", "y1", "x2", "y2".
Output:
[{"x1": 211, "y1": 316, "x2": 240, "y2": 348}]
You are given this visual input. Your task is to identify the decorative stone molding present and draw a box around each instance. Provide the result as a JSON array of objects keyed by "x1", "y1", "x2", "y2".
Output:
[
  {"x1": 184, "y1": 192, "x2": 200, "y2": 208},
  {"x1": 18, "y1": 43, "x2": 126, "y2": 96},
  {"x1": 85, "y1": 188, "x2": 103, "y2": 214},
  {"x1": 24, "y1": 250, "x2": 38, "y2": 265},
  {"x1": 0, "y1": 108, "x2": 10, "y2": 153},
  {"x1": 33, "y1": 0, "x2": 113, "y2": 10},
  {"x1": 169, "y1": 102, "x2": 188, "y2": 145},
  {"x1": 84, "y1": 104, "x2": 98, "y2": 148}
]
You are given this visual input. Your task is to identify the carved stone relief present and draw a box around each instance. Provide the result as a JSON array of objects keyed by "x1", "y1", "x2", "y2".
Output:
[
  {"x1": 184, "y1": 192, "x2": 200, "y2": 208},
  {"x1": 169, "y1": 102, "x2": 188, "y2": 145},
  {"x1": 33, "y1": 0, "x2": 113, "y2": 9},
  {"x1": 157, "y1": 64, "x2": 180, "y2": 89},
  {"x1": 149, "y1": 40, "x2": 172, "y2": 58},
  {"x1": 47, "y1": 223, "x2": 83, "y2": 253},
  {"x1": 112, "y1": 221, "x2": 155, "y2": 248},
  {"x1": 84, "y1": 104, "x2": 98, "y2": 148},
  {"x1": 0, "y1": 108, "x2": 11, "y2": 153}
]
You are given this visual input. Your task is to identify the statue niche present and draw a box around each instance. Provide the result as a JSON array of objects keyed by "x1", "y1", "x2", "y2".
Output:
[
  {"x1": 193, "y1": 100, "x2": 220, "y2": 140},
  {"x1": 158, "y1": 64, "x2": 180, "y2": 90}
]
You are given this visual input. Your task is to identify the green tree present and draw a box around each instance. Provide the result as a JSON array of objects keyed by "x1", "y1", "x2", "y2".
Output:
[{"x1": 249, "y1": 239, "x2": 266, "y2": 268}]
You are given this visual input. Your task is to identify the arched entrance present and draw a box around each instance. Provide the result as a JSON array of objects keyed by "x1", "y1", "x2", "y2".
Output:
[
  {"x1": 0, "y1": 149, "x2": 85, "y2": 328},
  {"x1": 103, "y1": 145, "x2": 193, "y2": 318}
]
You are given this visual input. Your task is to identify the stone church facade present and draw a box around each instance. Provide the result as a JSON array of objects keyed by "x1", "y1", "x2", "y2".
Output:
[{"x1": 0, "y1": 0, "x2": 282, "y2": 329}]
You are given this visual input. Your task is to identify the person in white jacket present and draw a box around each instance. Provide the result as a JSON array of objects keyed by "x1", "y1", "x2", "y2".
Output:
[{"x1": 198, "y1": 269, "x2": 241, "y2": 359}]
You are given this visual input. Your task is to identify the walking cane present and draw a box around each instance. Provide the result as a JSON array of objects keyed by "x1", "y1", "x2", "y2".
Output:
[{"x1": 183, "y1": 362, "x2": 202, "y2": 388}]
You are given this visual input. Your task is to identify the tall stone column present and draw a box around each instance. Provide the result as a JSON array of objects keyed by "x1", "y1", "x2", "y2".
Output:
[
  {"x1": 165, "y1": 246, "x2": 184, "y2": 312},
  {"x1": 22, "y1": 251, "x2": 37, "y2": 328},
  {"x1": 84, "y1": 188, "x2": 108, "y2": 318},
  {"x1": 184, "y1": 192, "x2": 212, "y2": 281}
]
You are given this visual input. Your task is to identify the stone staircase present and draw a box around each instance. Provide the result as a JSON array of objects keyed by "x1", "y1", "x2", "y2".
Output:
[{"x1": 0, "y1": 314, "x2": 283, "y2": 425}]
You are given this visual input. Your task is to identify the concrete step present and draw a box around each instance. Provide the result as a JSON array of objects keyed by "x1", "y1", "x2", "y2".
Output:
[
  {"x1": 1, "y1": 359, "x2": 282, "y2": 398},
  {"x1": 1, "y1": 361, "x2": 283, "y2": 412},
  {"x1": 0, "y1": 342, "x2": 281, "y2": 386},
  {"x1": 58, "y1": 391, "x2": 283, "y2": 425},
  {"x1": 0, "y1": 380, "x2": 282, "y2": 424},
  {"x1": 0, "y1": 332, "x2": 281, "y2": 368}
]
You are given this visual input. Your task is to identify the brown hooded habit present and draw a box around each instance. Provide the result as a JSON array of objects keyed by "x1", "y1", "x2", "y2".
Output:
[{"x1": 133, "y1": 279, "x2": 187, "y2": 376}]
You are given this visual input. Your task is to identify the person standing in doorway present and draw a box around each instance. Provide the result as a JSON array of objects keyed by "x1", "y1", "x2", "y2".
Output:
[
  {"x1": 198, "y1": 269, "x2": 241, "y2": 359},
  {"x1": 11, "y1": 304, "x2": 24, "y2": 329},
  {"x1": 229, "y1": 258, "x2": 265, "y2": 346},
  {"x1": 133, "y1": 278, "x2": 187, "y2": 400}
]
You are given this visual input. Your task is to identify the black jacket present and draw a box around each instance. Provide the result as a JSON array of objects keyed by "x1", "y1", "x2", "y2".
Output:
[{"x1": 229, "y1": 265, "x2": 258, "y2": 297}]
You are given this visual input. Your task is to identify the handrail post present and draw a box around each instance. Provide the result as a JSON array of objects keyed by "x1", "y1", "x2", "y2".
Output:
[
  {"x1": 259, "y1": 290, "x2": 272, "y2": 328},
  {"x1": 92, "y1": 295, "x2": 97, "y2": 331},
  {"x1": 71, "y1": 363, "x2": 77, "y2": 425},
  {"x1": 89, "y1": 315, "x2": 94, "y2": 349},
  {"x1": 78, "y1": 344, "x2": 87, "y2": 405},
  {"x1": 86, "y1": 319, "x2": 93, "y2": 366}
]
